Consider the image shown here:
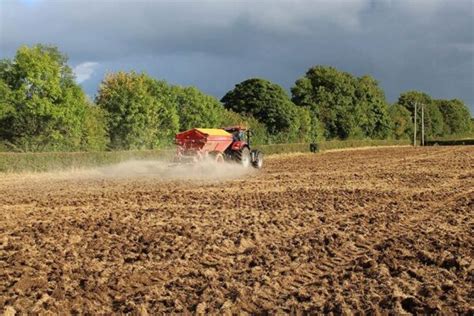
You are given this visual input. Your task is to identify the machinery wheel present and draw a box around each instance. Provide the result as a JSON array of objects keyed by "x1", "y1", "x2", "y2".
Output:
[
  {"x1": 252, "y1": 150, "x2": 263, "y2": 169},
  {"x1": 209, "y1": 151, "x2": 224, "y2": 163},
  {"x1": 214, "y1": 152, "x2": 224, "y2": 163},
  {"x1": 236, "y1": 147, "x2": 251, "y2": 168}
]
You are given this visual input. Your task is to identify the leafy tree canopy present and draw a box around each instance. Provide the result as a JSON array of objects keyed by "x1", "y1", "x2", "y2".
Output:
[
  {"x1": 436, "y1": 99, "x2": 472, "y2": 135},
  {"x1": 81, "y1": 102, "x2": 108, "y2": 151},
  {"x1": 2, "y1": 44, "x2": 472, "y2": 153},
  {"x1": 355, "y1": 75, "x2": 392, "y2": 139},
  {"x1": 388, "y1": 104, "x2": 413, "y2": 139},
  {"x1": 96, "y1": 71, "x2": 179, "y2": 149},
  {"x1": 396, "y1": 90, "x2": 444, "y2": 138},
  {"x1": 0, "y1": 44, "x2": 100, "y2": 151},
  {"x1": 292, "y1": 66, "x2": 391, "y2": 139},
  {"x1": 221, "y1": 78, "x2": 299, "y2": 137},
  {"x1": 173, "y1": 86, "x2": 224, "y2": 131}
]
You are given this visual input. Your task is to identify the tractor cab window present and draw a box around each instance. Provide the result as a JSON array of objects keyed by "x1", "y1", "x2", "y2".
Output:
[{"x1": 233, "y1": 130, "x2": 244, "y2": 141}]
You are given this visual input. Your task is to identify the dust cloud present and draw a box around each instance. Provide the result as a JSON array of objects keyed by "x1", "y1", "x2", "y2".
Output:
[
  {"x1": 1, "y1": 159, "x2": 253, "y2": 183},
  {"x1": 2, "y1": 159, "x2": 256, "y2": 184},
  {"x1": 95, "y1": 159, "x2": 254, "y2": 181}
]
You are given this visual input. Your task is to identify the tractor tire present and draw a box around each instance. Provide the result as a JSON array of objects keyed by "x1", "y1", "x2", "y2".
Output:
[
  {"x1": 252, "y1": 150, "x2": 263, "y2": 169},
  {"x1": 236, "y1": 147, "x2": 251, "y2": 168}
]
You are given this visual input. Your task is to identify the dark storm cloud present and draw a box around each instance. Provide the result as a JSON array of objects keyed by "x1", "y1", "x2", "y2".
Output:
[{"x1": 1, "y1": 0, "x2": 473, "y2": 111}]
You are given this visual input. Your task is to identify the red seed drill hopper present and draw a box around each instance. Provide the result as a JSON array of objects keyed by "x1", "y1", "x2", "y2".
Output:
[{"x1": 174, "y1": 127, "x2": 263, "y2": 168}]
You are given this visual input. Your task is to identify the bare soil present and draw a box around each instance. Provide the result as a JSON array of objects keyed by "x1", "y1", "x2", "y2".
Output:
[{"x1": 1, "y1": 146, "x2": 473, "y2": 314}]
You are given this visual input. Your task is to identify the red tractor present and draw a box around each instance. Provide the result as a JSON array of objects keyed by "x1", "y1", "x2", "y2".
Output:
[{"x1": 175, "y1": 126, "x2": 263, "y2": 168}]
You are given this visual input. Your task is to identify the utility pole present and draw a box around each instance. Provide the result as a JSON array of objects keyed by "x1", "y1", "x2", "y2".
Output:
[
  {"x1": 421, "y1": 103, "x2": 425, "y2": 146},
  {"x1": 413, "y1": 102, "x2": 417, "y2": 146}
]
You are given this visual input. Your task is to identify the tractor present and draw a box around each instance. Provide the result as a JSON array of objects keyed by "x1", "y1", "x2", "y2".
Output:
[{"x1": 174, "y1": 126, "x2": 263, "y2": 168}]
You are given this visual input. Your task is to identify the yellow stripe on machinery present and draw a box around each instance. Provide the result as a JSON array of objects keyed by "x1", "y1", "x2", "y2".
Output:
[{"x1": 195, "y1": 128, "x2": 232, "y2": 137}]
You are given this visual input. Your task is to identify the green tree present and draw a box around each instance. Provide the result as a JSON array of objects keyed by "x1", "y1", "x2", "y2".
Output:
[
  {"x1": 145, "y1": 79, "x2": 180, "y2": 144},
  {"x1": 0, "y1": 45, "x2": 95, "y2": 151},
  {"x1": 81, "y1": 102, "x2": 108, "y2": 151},
  {"x1": 292, "y1": 66, "x2": 392, "y2": 140},
  {"x1": 355, "y1": 75, "x2": 392, "y2": 139},
  {"x1": 396, "y1": 91, "x2": 444, "y2": 138},
  {"x1": 295, "y1": 106, "x2": 313, "y2": 142},
  {"x1": 291, "y1": 66, "x2": 358, "y2": 139},
  {"x1": 0, "y1": 79, "x2": 13, "y2": 120},
  {"x1": 173, "y1": 86, "x2": 224, "y2": 131},
  {"x1": 96, "y1": 71, "x2": 179, "y2": 149},
  {"x1": 221, "y1": 78, "x2": 299, "y2": 139},
  {"x1": 436, "y1": 99, "x2": 472, "y2": 135},
  {"x1": 388, "y1": 104, "x2": 413, "y2": 139}
]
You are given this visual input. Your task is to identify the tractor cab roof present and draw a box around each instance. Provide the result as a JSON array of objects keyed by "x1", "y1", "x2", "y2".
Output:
[{"x1": 223, "y1": 125, "x2": 248, "y2": 132}]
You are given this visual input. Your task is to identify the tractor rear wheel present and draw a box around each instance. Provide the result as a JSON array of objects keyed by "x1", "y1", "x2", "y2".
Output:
[{"x1": 236, "y1": 147, "x2": 251, "y2": 168}]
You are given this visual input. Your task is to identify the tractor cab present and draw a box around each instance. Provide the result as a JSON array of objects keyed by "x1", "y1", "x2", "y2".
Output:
[{"x1": 223, "y1": 126, "x2": 249, "y2": 144}]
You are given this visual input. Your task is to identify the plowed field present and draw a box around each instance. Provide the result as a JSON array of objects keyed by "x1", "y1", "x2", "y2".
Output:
[{"x1": 1, "y1": 146, "x2": 473, "y2": 314}]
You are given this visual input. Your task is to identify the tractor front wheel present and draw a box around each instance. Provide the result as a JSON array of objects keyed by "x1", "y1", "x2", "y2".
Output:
[{"x1": 236, "y1": 147, "x2": 251, "y2": 168}]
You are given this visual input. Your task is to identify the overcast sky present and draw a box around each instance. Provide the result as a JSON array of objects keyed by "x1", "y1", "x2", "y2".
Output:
[{"x1": 1, "y1": 0, "x2": 473, "y2": 112}]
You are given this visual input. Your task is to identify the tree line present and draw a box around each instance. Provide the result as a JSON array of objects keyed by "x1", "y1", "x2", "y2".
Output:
[{"x1": 0, "y1": 44, "x2": 472, "y2": 152}]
